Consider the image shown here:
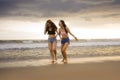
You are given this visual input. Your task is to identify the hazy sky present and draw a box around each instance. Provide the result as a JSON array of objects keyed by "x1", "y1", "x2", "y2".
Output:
[{"x1": 0, "y1": 0, "x2": 120, "y2": 40}]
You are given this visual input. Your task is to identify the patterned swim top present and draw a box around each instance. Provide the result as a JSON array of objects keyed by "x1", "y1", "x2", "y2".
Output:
[{"x1": 60, "y1": 31, "x2": 67, "y2": 36}]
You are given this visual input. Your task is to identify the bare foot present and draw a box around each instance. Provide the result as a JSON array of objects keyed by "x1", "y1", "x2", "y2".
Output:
[
  {"x1": 55, "y1": 57, "x2": 57, "y2": 61},
  {"x1": 51, "y1": 60, "x2": 54, "y2": 64},
  {"x1": 54, "y1": 60, "x2": 57, "y2": 64},
  {"x1": 50, "y1": 60, "x2": 57, "y2": 64},
  {"x1": 61, "y1": 59, "x2": 64, "y2": 62},
  {"x1": 61, "y1": 59, "x2": 68, "y2": 64},
  {"x1": 64, "y1": 60, "x2": 68, "y2": 64}
]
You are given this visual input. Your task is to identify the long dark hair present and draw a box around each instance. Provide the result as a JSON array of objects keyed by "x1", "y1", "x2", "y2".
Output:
[
  {"x1": 45, "y1": 19, "x2": 57, "y2": 31},
  {"x1": 60, "y1": 20, "x2": 68, "y2": 33}
]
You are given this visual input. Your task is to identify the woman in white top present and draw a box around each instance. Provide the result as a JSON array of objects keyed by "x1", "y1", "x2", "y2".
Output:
[{"x1": 59, "y1": 20, "x2": 78, "y2": 63}]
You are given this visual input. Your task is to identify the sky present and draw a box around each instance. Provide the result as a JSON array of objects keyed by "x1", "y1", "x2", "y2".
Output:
[{"x1": 0, "y1": 0, "x2": 120, "y2": 40}]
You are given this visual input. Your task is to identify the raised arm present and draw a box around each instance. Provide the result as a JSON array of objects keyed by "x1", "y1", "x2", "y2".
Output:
[{"x1": 66, "y1": 27, "x2": 78, "y2": 41}]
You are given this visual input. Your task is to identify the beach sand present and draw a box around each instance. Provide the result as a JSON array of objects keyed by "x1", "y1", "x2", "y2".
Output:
[
  {"x1": 0, "y1": 61, "x2": 120, "y2": 80},
  {"x1": 0, "y1": 46, "x2": 120, "y2": 80}
]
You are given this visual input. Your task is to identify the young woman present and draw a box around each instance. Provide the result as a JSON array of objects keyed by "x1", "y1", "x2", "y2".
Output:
[
  {"x1": 59, "y1": 20, "x2": 78, "y2": 63},
  {"x1": 44, "y1": 20, "x2": 58, "y2": 63}
]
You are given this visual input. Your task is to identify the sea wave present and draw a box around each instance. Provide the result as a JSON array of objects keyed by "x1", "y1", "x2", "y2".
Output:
[{"x1": 0, "y1": 41, "x2": 120, "y2": 50}]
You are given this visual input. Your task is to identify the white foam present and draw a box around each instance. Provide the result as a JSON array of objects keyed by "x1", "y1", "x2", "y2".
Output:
[{"x1": 0, "y1": 56, "x2": 120, "y2": 68}]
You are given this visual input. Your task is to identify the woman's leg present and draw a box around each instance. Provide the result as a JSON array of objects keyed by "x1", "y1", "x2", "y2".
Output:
[
  {"x1": 52, "y1": 41, "x2": 57, "y2": 61},
  {"x1": 48, "y1": 42, "x2": 54, "y2": 62},
  {"x1": 61, "y1": 43, "x2": 69, "y2": 63},
  {"x1": 61, "y1": 44, "x2": 64, "y2": 62}
]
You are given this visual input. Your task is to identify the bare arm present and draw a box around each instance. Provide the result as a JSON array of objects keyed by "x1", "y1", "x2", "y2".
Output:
[
  {"x1": 55, "y1": 29, "x2": 59, "y2": 37},
  {"x1": 66, "y1": 27, "x2": 78, "y2": 41},
  {"x1": 58, "y1": 28, "x2": 62, "y2": 39}
]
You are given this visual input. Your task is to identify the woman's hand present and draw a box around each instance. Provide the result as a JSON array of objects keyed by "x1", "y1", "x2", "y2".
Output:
[
  {"x1": 55, "y1": 34, "x2": 58, "y2": 38},
  {"x1": 75, "y1": 37, "x2": 78, "y2": 41}
]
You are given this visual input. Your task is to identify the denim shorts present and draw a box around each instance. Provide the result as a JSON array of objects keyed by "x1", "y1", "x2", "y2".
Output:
[
  {"x1": 61, "y1": 37, "x2": 70, "y2": 44},
  {"x1": 48, "y1": 37, "x2": 57, "y2": 43}
]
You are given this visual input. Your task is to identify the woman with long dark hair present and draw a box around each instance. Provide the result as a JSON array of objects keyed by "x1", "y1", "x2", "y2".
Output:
[
  {"x1": 44, "y1": 20, "x2": 58, "y2": 63},
  {"x1": 59, "y1": 20, "x2": 78, "y2": 63}
]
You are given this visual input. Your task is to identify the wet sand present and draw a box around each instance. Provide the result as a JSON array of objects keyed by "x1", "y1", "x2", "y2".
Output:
[{"x1": 0, "y1": 61, "x2": 120, "y2": 80}]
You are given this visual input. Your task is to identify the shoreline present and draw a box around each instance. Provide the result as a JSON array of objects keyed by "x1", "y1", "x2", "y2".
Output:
[
  {"x1": 0, "y1": 46, "x2": 120, "y2": 62},
  {"x1": 0, "y1": 56, "x2": 120, "y2": 68}
]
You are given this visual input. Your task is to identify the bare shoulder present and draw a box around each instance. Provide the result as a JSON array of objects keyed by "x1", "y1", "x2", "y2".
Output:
[
  {"x1": 59, "y1": 28, "x2": 62, "y2": 30},
  {"x1": 66, "y1": 27, "x2": 70, "y2": 31}
]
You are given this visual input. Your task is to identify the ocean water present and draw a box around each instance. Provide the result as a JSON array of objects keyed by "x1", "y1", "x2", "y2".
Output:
[
  {"x1": 0, "y1": 40, "x2": 120, "y2": 68},
  {"x1": 0, "y1": 40, "x2": 120, "y2": 50}
]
